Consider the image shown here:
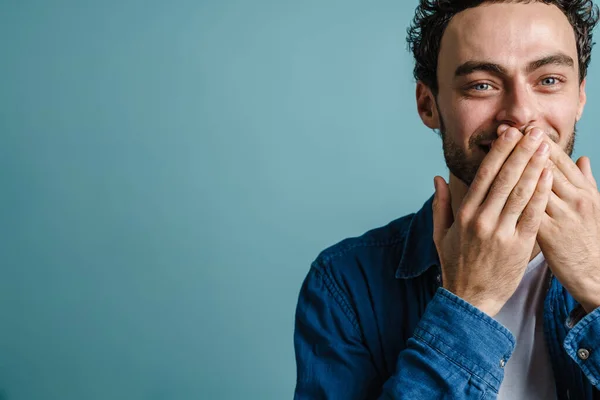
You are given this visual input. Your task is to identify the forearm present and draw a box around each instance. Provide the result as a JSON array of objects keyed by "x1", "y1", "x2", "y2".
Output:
[{"x1": 380, "y1": 288, "x2": 516, "y2": 399}]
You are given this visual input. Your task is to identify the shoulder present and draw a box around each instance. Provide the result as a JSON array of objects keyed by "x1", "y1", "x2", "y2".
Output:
[
  {"x1": 315, "y1": 213, "x2": 414, "y2": 268},
  {"x1": 296, "y1": 212, "x2": 417, "y2": 338},
  {"x1": 308, "y1": 213, "x2": 416, "y2": 296}
]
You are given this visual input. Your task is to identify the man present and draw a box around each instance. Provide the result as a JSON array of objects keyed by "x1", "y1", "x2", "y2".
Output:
[{"x1": 293, "y1": 0, "x2": 600, "y2": 399}]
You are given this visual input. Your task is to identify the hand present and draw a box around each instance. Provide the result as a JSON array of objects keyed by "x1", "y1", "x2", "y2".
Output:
[
  {"x1": 432, "y1": 126, "x2": 553, "y2": 317},
  {"x1": 533, "y1": 131, "x2": 600, "y2": 312}
]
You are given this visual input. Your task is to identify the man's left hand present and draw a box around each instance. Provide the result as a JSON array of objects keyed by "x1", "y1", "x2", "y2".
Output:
[{"x1": 534, "y1": 127, "x2": 600, "y2": 313}]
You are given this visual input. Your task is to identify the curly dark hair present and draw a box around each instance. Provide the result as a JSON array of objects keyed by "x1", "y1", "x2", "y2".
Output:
[{"x1": 406, "y1": 0, "x2": 600, "y2": 94}]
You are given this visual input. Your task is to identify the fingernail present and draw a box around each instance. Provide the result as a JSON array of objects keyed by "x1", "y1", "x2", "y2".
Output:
[
  {"x1": 498, "y1": 124, "x2": 510, "y2": 134},
  {"x1": 504, "y1": 128, "x2": 518, "y2": 140},
  {"x1": 530, "y1": 128, "x2": 543, "y2": 140}
]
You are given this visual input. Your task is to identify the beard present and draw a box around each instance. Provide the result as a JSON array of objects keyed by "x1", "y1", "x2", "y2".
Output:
[{"x1": 437, "y1": 112, "x2": 577, "y2": 187}]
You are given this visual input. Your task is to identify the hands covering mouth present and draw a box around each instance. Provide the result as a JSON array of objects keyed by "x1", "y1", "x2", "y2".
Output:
[{"x1": 435, "y1": 124, "x2": 600, "y2": 316}]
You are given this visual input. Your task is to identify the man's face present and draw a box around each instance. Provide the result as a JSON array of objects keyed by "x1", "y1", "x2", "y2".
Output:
[{"x1": 431, "y1": 2, "x2": 586, "y2": 186}]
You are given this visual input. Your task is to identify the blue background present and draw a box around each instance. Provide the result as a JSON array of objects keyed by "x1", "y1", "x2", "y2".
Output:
[{"x1": 1, "y1": 1, "x2": 599, "y2": 399}]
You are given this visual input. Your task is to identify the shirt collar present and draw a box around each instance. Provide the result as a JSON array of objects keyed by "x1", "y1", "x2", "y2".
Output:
[{"x1": 395, "y1": 194, "x2": 441, "y2": 279}]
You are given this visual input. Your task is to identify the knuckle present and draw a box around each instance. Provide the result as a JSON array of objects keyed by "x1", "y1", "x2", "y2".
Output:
[
  {"x1": 455, "y1": 207, "x2": 471, "y2": 225},
  {"x1": 476, "y1": 165, "x2": 493, "y2": 181},
  {"x1": 518, "y1": 208, "x2": 540, "y2": 233},
  {"x1": 533, "y1": 152, "x2": 550, "y2": 165},
  {"x1": 519, "y1": 219, "x2": 538, "y2": 234},
  {"x1": 494, "y1": 171, "x2": 511, "y2": 188},
  {"x1": 469, "y1": 179, "x2": 486, "y2": 198},
  {"x1": 490, "y1": 174, "x2": 512, "y2": 197},
  {"x1": 536, "y1": 183, "x2": 550, "y2": 197},
  {"x1": 471, "y1": 215, "x2": 492, "y2": 235},
  {"x1": 509, "y1": 185, "x2": 529, "y2": 206},
  {"x1": 519, "y1": 206, "x2": 533, "y2": 222},
  {"x1": 494, "y1": 230, "x2": 513, "y2": 245},
  {"x1": 575, "y1": 196, "x2": 591, "y2": 213}
]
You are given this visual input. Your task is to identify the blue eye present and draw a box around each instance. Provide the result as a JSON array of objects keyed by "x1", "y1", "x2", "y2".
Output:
[
  {"x1": 473, "y1": 83, "x2": 492, "y2": 91},
  {"x1": 541, "y1": 77, "x2": 558, "y2": 85}
]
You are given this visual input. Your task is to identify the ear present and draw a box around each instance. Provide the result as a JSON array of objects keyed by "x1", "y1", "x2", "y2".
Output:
[
  {"x1": 576, "y1": 78, "x2": 587, "y2": 122},
  {"x1": 416, "y1": 81, "x2": 441, "y2": 129}
]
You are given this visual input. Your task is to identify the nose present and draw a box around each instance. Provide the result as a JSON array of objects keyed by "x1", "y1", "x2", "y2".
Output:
[{"x1": 495, "y1": 82, "x2": 539, "y2": 132}]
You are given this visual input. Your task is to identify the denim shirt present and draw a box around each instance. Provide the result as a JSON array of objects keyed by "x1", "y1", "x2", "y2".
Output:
[{"x1": 294, "y1": 195, "x2": 600, "y2": 399}]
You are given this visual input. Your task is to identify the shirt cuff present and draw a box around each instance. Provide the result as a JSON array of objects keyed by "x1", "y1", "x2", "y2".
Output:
[
  {"x1": 413, "y1": 287, "x2": 516, "y2": 391},
  {"x1": 564, "y1": 305, "x2": 600, "y2": 387}
]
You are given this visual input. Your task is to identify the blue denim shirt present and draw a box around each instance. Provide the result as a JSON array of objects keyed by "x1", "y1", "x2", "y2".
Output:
[{"x1": 294, "y1": 195, "x2": 600, "y2": 399}]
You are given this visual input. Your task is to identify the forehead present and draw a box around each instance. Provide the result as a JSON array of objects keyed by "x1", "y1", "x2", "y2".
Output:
[{"x1": 438, "y1": 2, "x2": 578, "y2": 76}]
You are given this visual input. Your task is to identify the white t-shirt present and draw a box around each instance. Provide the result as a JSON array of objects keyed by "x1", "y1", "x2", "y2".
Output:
[{"x1": 494, "y1": 251, "x2": 557, "y2": 400}]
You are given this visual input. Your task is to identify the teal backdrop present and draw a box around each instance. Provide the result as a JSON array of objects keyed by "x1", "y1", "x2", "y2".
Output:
[{"x1": 2, "y1": 1, "x2": 600, "y2": 399}]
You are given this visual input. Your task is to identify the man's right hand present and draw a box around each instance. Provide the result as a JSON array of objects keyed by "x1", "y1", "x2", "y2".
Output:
[{"x1": 432, "y1": 126, "x2": 553, "y2": 317}]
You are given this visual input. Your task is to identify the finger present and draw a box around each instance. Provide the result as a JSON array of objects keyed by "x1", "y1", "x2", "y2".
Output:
[
  {"x1": 576, "y1": 156, "x2": 598, "y2": 188},
  {"x1": 498, "y1": 140, "x2": 550, "y2": 228},
  {"x1": 480, "y1": 127, "x2": 546, "y2": 220},
  {"x1": 543, "y1": 136, "x2": 589, "y2": 188},
  {"x1": 516, "y1": 167, "x2": 553, "y2": 237},
  {"x1": 546, "y1": 159, "x2": 579, "y2": 201},
  {"x1": 546, "y1": 190, "x2": 567, "y2": 218},
  {"x1": 462, "y1": 126, "x2": 522, "y2": 213},
  {"x1": 432, "y1": 176, "x2": 453, "y2": 245},
  {"x1": 538, "y1": 210, "x2": 555, "y2": 245}
]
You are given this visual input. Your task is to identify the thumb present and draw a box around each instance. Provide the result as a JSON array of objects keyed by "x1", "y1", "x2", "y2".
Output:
[
  {"x1": 576, "y1": 156, "x2": 597, "y2": 189},
  {"x1": 432, "y1": 176, "x2": 453, "y2": 244}
]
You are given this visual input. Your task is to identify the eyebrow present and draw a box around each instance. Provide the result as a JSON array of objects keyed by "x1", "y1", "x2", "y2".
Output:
[
  {"x1": 526, "y1": 53, "x2": 574, "y2": 73},
  {"x1": 454, "y1": 53, "x2": 575, "y2": 78}
]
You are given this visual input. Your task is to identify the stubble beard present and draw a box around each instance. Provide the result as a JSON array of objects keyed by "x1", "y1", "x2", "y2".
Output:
[{"x1": 437, "y1": 113, "x2": 577, "y2": 187}]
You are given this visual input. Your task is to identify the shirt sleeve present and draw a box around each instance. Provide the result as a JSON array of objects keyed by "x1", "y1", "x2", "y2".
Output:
[
  {"x1": 293, "y1": 265, "x2": 516, "y2": 400},
  {"x1": 564, "y1": 306, "x2": 600, "y2": 389}
]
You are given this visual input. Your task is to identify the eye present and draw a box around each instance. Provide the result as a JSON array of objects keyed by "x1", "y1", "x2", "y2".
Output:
[
  {"x1": 541, "y1": 77, "x2": 559, "y2": 86},
  {"x1": 472, "y1": 83, "x2": 492, "y2": 91}
]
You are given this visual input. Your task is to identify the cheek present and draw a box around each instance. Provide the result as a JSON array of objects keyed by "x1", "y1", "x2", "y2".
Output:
[
  {"x1": 540, "y1": 98, "x2": 579, "y2": 141},
  {"x1": 443, "y1": 97, "x2": 496, "y2": 144}
]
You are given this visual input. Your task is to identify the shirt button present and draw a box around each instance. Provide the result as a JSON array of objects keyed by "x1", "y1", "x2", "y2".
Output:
[
  {"x1": 577, "y1": 348, "x2": 590, "y2": 360},
  {"x1": 499, "y1": 359, "x2": 506, "y2": 368}
]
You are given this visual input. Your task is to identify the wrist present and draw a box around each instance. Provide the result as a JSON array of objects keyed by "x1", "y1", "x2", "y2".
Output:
[
  {"x1": 444, "y1": 287, "x2": 504, "y2": 317},
  {"x1": 572, "y1": 284, "x2": 600, "y2": 314},
  {"x1": 471, "y1": 300, "x2": 503, "y2": 318}
]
